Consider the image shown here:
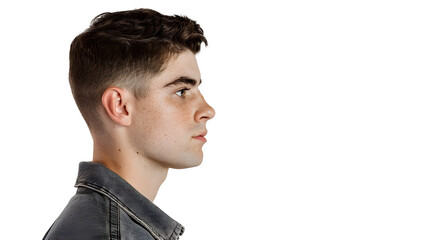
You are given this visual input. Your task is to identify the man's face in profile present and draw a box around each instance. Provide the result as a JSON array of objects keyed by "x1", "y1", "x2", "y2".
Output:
[{"x1": 128, "y1": 50, "x2": 215, "y2": 169}]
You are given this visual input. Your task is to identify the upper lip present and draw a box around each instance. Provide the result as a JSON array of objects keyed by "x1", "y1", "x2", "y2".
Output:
[{"x1": 194, "y1": 130, "x2": 207, "y2": 137}]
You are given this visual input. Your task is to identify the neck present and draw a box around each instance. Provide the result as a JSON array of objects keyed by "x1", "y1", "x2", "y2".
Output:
[{"x1": 92, "y1": 138, "x2": 169, "y2": 202}]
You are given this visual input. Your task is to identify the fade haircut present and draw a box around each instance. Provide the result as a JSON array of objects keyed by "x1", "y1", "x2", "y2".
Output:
[{"x1": 69, "y1": 8, "x2": 207, "y2": 131}]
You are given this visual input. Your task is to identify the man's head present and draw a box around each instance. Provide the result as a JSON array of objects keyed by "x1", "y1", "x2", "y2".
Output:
[
  {"x1": 70, "y1": 9, "x2": 215, "y2": 168},
  {"x1": 70, "y1": 8, "x2": 208, "y2": 132}
]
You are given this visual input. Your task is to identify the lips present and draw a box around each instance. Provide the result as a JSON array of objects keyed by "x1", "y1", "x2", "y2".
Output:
[{"x1": 193, "y1": 130, "x2": 208, "y2": 143}]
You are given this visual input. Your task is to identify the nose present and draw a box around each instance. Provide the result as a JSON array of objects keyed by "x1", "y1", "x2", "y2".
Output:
[{"x1": 195, "y1": 93, "x2": 215, "y2": 122}]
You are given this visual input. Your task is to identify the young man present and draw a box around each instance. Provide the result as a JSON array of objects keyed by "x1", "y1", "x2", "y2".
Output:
[{"x1": 43, "y1": 8, "x2": 215, "y2": 240}]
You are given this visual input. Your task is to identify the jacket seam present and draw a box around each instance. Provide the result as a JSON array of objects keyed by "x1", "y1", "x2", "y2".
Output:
[{"x1": 110, "y1": 200, "x2": 120, "y2": 240}]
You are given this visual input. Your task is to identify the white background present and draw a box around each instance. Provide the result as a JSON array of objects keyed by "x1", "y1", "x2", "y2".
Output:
[{"x1": 1, "y1": 0, "x2": 428, "y2": 239}]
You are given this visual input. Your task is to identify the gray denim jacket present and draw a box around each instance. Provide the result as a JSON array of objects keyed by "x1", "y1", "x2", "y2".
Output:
[{"x1": 43, "y1": 162, "x2": 184, "y2": 240}]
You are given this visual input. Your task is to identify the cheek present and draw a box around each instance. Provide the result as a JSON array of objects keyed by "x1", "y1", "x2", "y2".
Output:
[{"x1": 136, "y1": 101, "x2": 192, "y2": 143}]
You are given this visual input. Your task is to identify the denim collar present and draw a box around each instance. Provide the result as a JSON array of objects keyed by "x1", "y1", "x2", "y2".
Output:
[{"x1": 74, "y1": 162, "x2": 184, "y2": 240}]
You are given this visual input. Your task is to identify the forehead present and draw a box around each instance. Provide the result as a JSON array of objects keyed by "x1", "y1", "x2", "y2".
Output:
[{"x1": 149, "y1": 50, "x2": 201, "y2": 88}]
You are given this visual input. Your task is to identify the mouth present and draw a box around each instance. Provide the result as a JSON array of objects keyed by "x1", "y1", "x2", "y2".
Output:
[{"x1": 192, "y1": 131, "x2": 208, "y2": 143}]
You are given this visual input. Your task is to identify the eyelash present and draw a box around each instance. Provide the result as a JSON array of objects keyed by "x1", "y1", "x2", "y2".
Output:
[{"x1": 175, "y1": 88, "x2": 190, "y2": 97}]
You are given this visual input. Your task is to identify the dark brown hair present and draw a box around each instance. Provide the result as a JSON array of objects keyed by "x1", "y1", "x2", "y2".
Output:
[{"x1": 69, "y1": 8, "x2": 207, "y2": 130}]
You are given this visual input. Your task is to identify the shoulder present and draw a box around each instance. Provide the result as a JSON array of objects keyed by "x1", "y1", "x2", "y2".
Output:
[{"x1": 43, "y1": 188, "x2": 111, "y2": 240}]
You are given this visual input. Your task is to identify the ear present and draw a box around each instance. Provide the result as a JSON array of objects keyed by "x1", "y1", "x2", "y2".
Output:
[{"x1": 101, "y1": 87, "x2": 132, "y2": 126}]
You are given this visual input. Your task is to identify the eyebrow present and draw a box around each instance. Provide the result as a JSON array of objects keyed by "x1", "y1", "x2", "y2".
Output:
[{"x1": 163, "y1": 76, "x2": 202, "y2": 88}]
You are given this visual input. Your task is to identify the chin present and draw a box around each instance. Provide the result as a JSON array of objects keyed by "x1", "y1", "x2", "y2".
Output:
[
  {"x1": 170, "y1": 154, "x2": 203, "y2": 169},
  {"x1": 171, "y1": 160, "x2": 203, "y2": 169}
]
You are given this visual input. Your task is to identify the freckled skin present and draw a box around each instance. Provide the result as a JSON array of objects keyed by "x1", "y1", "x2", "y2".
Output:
[{"x1": 127, "y1": 50, "x2": 215, "y2": 169}]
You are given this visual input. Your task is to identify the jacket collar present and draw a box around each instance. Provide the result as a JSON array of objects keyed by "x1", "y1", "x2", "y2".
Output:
[{"x1": 75, "y1": 162, "x2": 184, "y2": 240}]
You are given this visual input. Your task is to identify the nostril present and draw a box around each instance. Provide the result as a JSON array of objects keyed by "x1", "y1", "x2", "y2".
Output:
[{"x1": 195, "y1": 105, "x2": 215, "y2": 122}]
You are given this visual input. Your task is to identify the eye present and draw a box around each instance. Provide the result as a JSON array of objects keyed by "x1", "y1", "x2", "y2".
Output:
[{"x1": 175, "y1": 88, "x2": 189, "y2": 97}]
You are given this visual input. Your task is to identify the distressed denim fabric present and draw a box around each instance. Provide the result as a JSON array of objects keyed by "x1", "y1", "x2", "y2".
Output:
[{"x1": 43, "y1": 162, "x2": 184, "y2": 240}]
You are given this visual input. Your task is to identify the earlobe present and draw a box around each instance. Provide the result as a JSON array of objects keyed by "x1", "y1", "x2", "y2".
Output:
[{"x1": 101, "y1": 87, "x2": 132, "y2": 126}]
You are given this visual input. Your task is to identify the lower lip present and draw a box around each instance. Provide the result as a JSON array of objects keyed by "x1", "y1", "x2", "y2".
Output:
[{"x1": 193, "y1": 136, "x2": 207, "y2": 143}]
